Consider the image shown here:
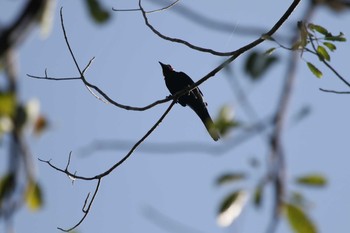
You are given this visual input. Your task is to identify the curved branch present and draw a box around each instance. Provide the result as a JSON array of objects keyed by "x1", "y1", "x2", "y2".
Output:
[
  {"x1": 58, "y1": 178, "x2": 102, "y2": 232},
  {"x1": 40, "y1": 100, "x2": 176, "y2": 181},
  {"x1": 139, "y1": 0, "x2": 302, "y2": 56}
]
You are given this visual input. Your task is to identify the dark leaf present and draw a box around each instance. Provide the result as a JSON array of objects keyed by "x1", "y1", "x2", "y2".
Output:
[
  {"x1": 217, "y1": 190, "x2": 248, "y2": 227},
  {"x1": 244, "y1": 51, "x2": 279, "y2": 80},
  {"x1": 0, "y1": 173, "x2": 15, "y2": 206},
  {"x1": 216, "y1": 173, "x2": 246, "y2": 186},
  {"x1": 253, "y1": 185, "x2": 263, "y2": 208},
  {"x1": 284, "y1": 202, "x2": 317, "y2": 233},
  {"x1": 86, "y1": 0, "x2": 110, "y2": 23}
]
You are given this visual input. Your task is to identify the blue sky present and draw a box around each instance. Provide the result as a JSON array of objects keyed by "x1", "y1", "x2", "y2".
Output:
[{"x1": 1, "y1": 0, "x2": 350, "y2": 233}]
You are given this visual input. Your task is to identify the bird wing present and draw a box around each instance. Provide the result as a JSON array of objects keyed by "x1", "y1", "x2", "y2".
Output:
[{"x1": 178, "y1": 71, "x2": 204, "y2": 97}]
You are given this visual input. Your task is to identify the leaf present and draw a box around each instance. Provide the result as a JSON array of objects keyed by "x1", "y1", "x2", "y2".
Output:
[
  {"x1": 0, "y1": 173, "x2": 15, "y2": 206},
  {"x1": 284, "y1": 202, "x2": 317, "y2": 233},
  {"x1": 290, "y1": 191, "x2": 311, "y2": 208},
  {"x1": 217, "y1": 190, "x2": 248, "y2": 227},
  {"x1": 216, "y1": 173, "x2": 246, "y2": 186},
  {"x1": 317, "y1": 45, "x2": 330, "y2": 61},
  {"x1": 264, "y1": 47, "x2": 276, "y2": 55},
  {"x1": 0, "y1": 92, "x2": 16, "y2": 118},
  {"x1": 325, "y1": 32, "x2": 346, "y2": 42},
  {"x1": 306, "y1": 62, "x2": 322, "y2": 78},
  {"x1": 33, "y1": 115, "x2": 48, "y2": 136},
  {"x1": 244, "y1": 50, "x2": 279, "y2": 80},
  {"x1": 214, "y1": 106, "x2": 239, "y2": 136},
  {"x1": 37, "y1": 0, "x2": 56, "y2": 38},
  {"x1": 86, "y1": 0, "x2": 110, "y2": 23},
  {"x1": 253, "y1": 185, "x2": 263, "y2": 208},
  {"x1": 308, "y1": 23, "x2": 329, "y2": 36},
  {"x1": 25, "y1": 181, "x2": 43, "y2": 211},
  {"x1": 323, "y1": 42, "x2": 336, "y2": 51},
  {"x1": 295, "y1": 173, "x2": 327, "y2": 187}
]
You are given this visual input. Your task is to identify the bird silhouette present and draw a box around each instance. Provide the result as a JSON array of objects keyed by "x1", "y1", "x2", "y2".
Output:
[{"x1": 159, "y1": 62, "x2": 220, "y2": 141}]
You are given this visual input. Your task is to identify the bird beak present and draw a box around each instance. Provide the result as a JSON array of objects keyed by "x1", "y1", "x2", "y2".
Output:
[{"x1": 159, "y1": 61, "x2": 164, "y2": 67}]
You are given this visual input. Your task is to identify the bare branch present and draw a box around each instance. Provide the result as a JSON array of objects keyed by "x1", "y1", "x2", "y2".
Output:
[
  {"x1": 40, "y1": 100, "x2": 176, "y2": 181},
  {"x1": 139, "y1": 0, "x2": 302, "y2": 56},
  {"x1": 57, "y1": 178, "x2": 101, "y2": 232},
  {"x1": 112, "y1": 0, "x2": 180, "y2": 13},
  {"x1": 319, "y1": 88, "x2": 350, "y2": 94}
]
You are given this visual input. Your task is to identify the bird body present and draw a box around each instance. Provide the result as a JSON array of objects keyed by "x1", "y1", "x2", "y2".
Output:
[{"x1": 159, "y1": 62, "x2": 220, "y2": 141}]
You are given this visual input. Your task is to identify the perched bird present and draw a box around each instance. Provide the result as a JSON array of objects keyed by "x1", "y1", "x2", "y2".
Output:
[{"x1": 159, "y1": 62, "x2": 220, "y2": 141}]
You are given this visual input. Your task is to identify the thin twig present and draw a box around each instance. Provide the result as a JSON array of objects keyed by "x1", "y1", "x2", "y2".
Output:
[
  {"x1": 319, "y1": 88, "x2": 350, "y2": 94},
  {"x1": 112, "y1": 0, "x2": 180, "y2": 13},
  {"x1": 58, "y1": 178, "x2": 102, "y2": 232},
  {"x1": 39, "y1": 100, "x2": 177, "y2": 181},
  {"x1": 308, "y1": 36, "x2": 350, "y2": 88}
]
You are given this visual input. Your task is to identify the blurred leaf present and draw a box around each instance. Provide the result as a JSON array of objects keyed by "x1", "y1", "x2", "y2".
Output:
[
  {"x1": 217, "y1": 190, "x2": 248, "y2": 227},
  {"x1": 264, "y1": 47, "x2": 276, "y2": 55},
  {"x1": 37, "y1": 0, "x2": 56, "y2": 38},
  {"x1": 33, "y1": 115, "x2": 48, "y2": 136},
  {"x1": 292, "y1": 105, "x2": 311, "y2": 125},
  {"x1": 323, "y1": 42, "x2": 336, "y2": 51},
  {"x1": 290, "y1": 191, "x2": 312, "y2": 208},
  {"x1": 244, "y1": 51, "x2": 278, "y2": 79},
  {"x1": 284, "y1": 202, "x2": 317, "y2": 233},
  {"x1": 295, "y1": 173, "x2": 327, "y2": 187},
  {"x1": 214, "y1": 106, "x2": 239, "y2": 136},
  {"x1": 317, "y1": 45, "x2": 330, "y2": 61},
  {"x1": 253, "y1": 185, "x2": 263, "y2": 208},
  {"x1": 25, "y1": 181, "x2": 43, "y2": 211},
  {"x1": 308, "y1": 23, "x2": 329, "y2": 36},
  {"x1": 86, "y1": 0, "x2": 110, "y2": 23},
  {"x1": 0, "y1": 92, "x2": 16, "y2": 118},
  {"x1": 216, "y1": 173, "x2": 246, "y2": 186},
  {"x1": 15, "y1": 105, "x2": 28, "y2": 131},
  {"x1": 306, "y1": 62, "x2": 322, "y2": 78},
  {"x1": 0, "y1": 173, "x2": 15, "y2": 207}
]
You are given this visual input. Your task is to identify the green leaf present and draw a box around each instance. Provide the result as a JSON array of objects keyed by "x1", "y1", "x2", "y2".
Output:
[
  {"x1": 253, "y1": 185, "x2": 263, "y2": 208},
  {"x1": 325, "y1": 32, "x2": 346, "y2": 42},
  {"x1": 323, "y1": 42, "x2": 336, "y2": 51},
  {"x1": 86, "y1": 0, "x2": 110, "y2": 23},
  {"x1": 0, "y1": 173, "x2": 15, "y2": 206},
  {"x1": 25, "y1": 181, "x2": 43, "y2": 211},
  {"x1": 264, "y1": 47, "x2": 276, "y2": 55},
  {"x1": 0, "y1": 92, "x2": 16, "y2": 117},
  {"x1": 214, "y1": 106, "x2": 239, "y2": 136},
  {"x1": 306, "y1": 62, "x2": 323, "y2": 78},
  {"x1": 244, "y1": 50, "x2": 279, "y2": 79},
  {"x1": 317, "y1": 45, "x2": 330, "y2": 61},
  {"x1": 216, "y1": 173, "x2": 246, "y2": 186},
  {"x1": 308, "y1": 23, "x2": 329, "y2": 36},
  {"x1": 217, "y1": 190, "x2": 248, "y2": 227},
  {"x1": 284, "y1": 202, "x2": 317, "y2": 233},
  {"x1": 295, "y1": 173, "x2": 327, "y2": 187}
]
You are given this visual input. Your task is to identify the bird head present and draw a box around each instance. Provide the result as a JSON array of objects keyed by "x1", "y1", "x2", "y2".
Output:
[{"x1": 159, "y1": 62, "x2": 173, "y2": 76}]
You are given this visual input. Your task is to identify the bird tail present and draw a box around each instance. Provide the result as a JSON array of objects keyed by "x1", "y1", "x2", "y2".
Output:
[{"x1": 192, "y1": 105, "x2": 220, "y2": 141}]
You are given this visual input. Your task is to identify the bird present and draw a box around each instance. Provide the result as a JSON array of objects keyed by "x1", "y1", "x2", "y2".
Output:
[{"x1": 159, "y1": 62, "x2": 220, "y2": 141}]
